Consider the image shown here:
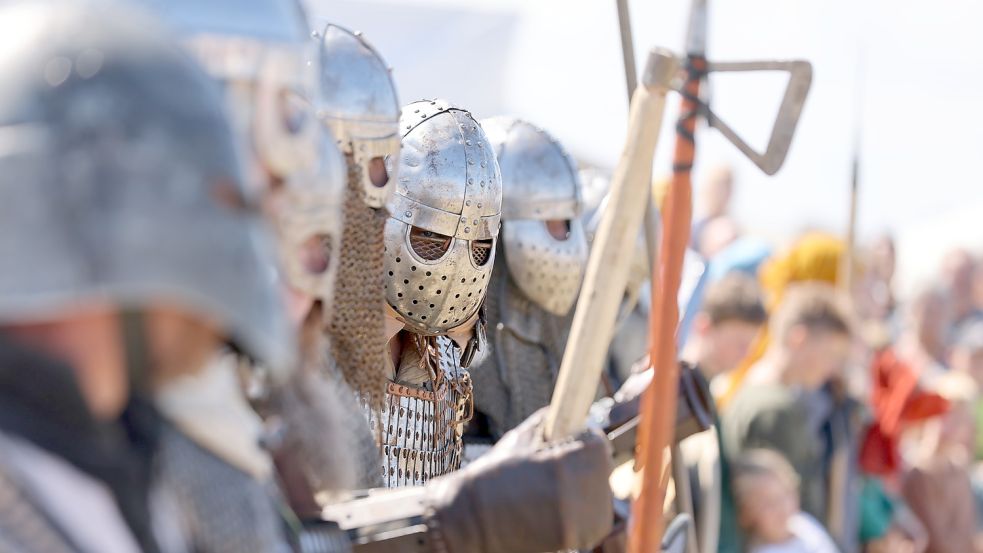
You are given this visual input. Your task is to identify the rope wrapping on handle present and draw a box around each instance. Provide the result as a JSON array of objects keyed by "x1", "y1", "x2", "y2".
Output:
[{"x1": 628, "y1": 53, "x2": 705, "y2": 553}]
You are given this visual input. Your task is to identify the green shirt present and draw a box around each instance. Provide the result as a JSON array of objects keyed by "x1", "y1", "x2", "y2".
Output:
[{"x1": 720, "y1": 384, "x2": 827, "y2": 520}]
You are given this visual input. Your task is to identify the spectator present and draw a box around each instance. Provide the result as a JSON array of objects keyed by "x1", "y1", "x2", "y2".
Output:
[
  {"x1": 855, "y1": 235, "x2": 898, "y2": 331},
  {"x1": 718, "y1": 232, "x2": 845, "y2": 408},
  {"x1": 940, "y1": 249, "x2": 979, "y2": 328},
  {"x1": 682, "y1": 273, "x2": 768, "y2": 382},
  {"x1": 732, "y1": 449, "x2": 839, "y2": 553},
  {"x1": 692, "y1": 164, "x2": 735, "y2": 253},
  {"x1": 721, "y1": 283, "x2": 854, "y2": 549},
  {"x1": 901, "y1": 372, "x2": 983, "y2": 553},
  {"x1": 699, "y1": 216, "x2": 742, "y2": 260},
  {"x1": 895, "y1": 287, "x2": 952, "y2": 381},
  {"x1": 947, "y1": 319, "x2": 983, "y2": 461}
]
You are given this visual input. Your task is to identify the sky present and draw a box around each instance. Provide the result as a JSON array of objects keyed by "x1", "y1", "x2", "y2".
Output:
[{"x1": 305, "y1": 0, "x2": 983, "y2": 292}]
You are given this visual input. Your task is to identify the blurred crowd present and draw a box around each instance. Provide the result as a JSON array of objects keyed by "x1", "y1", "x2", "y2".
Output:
[{"x1": 674, "y1": 164, "x2": 983, "y2": 553}]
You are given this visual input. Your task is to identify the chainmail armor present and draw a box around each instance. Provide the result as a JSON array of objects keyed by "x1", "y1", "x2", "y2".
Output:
[
  {"x1": 327, "y1": 161, "x2": 389, "y2": 409},
  {"x1": 155, "y1": 424, "x2": 295, "y2": 553},
  {"x1": 0, "y1": 462, "x2": 76, "y2": 553},
  {"x1": 471, "y1": 253, "x2": 574, "y2": 440}
]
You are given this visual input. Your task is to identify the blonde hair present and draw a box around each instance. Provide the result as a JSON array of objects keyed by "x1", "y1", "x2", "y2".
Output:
[{"x1": 731, "y1": 448, "x2": 800, "y2": 506}]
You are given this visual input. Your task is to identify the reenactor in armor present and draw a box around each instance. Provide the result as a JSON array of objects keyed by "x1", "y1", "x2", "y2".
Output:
[
  {"x1": 125, "y1": 2, "x2": 617, "y2": 551},
  {"x1": 468, "y1": 117, "x2": 590, "y2": 443},
  {"x1": 315, "y1": 23, "x2": 400, "y2": 418},
  {"x1": 312, "y1": 30, "x2": 619, "y2": 552},
  {"x1": 369, "y1": 98, "x2": 501, "y2": 487},
  {"x1": 4, "y1": 0, "x2": 620, "y2": 549},
  {"x1": 0, "y1": 2, "x2": 295, "y2": 550},
  {"x1": 126, "y1": 0, "x2": 364, "y2": 549}
]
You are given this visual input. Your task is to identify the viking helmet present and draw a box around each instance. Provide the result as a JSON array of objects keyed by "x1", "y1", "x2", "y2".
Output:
[
  {"x1": 317, "y1": 24, "x2": 401, "y2": 209},
  {"x1": 135, "y1": 0, "x2": 320, "y2": 187},
  {"x1": 134, "y1": 0, "x2": 346, "y2": 306},
  {"x1": 0, "y1": 0, "x2": 293, "y2": 373},
  {"x1": 483, "y1": 117, "x2": 588, "y2": 315},
  {"x1": 273, "y1": 137, "x2": 345, "y2": 307},
  {"x1": 384, "y1": 100, "x2": 502, "y2": 335}
]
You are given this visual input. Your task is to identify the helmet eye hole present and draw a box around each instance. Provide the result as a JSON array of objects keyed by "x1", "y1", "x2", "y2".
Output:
[
  {"x1": 368, "y1": 156, "x2": 389, "y2": 188},
  {"x1": 409, "y1": 227, "x2": 451, "y2": 260},
  {"x1": 471, "y1": 239, "x2": 493, "y2": 267},
  {"x1": 299, "y1": 233, "x2": 332, "y2": 275},
  {"x1": 546, "y1": 219, "x2": 571, "y2": 241},
  {"x1": 278, "y1": 89, "x2": 308, "y2": 135}
]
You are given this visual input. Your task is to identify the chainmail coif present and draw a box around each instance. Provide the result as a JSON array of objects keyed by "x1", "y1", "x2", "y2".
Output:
[
  {"x1": 326, "y1": 161, "x2": 389, "y2": 409},
  {"x1": 470, "y1": 248, "x2": 574, "y2": 440}
]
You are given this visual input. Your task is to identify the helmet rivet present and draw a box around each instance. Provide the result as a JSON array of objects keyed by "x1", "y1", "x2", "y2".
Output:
[
  {"x1": 414, "y1": 109, "x2": 420, "y2": 113},
  {"x1": 464, "y1": 227, "x2": 471, "y2": 233},
  {"x1": 465, "y1": 140, "x2": 472, "y2": 146},
  {"x1": 465, "y1": 200, "x2": 471, "y2": 206},
  {"x1": 404, "y1": 211, "x2": 412, "y2": 217},
  {"x1": 468, "y1": 159, "x2": 475, "y2": 166},
  {"x1": 468, "y1": 178, "x2": 474, "y2": 184},
  {"x1": 460, "y1": 217, "x2": 467, "y2": 223},
  {"x1": 480, "y1": 161, "x2": 486, "y2": 168},
  {"x1": 477, "y1": 203, "x2": 482, "y2": 208},
  {"x1": 473, "y1": 219, "x2": 478, "y2": 225}
]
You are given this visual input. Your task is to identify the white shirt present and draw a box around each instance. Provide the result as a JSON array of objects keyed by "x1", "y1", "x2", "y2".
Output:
[{"x1": 751, "y1": 513, "x2": 841, "y2": 553}]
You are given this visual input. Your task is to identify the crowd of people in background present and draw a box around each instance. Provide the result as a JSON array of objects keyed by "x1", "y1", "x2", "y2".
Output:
[{"x1": 680, "y1": 164, "x2": 983, "y2": 553}]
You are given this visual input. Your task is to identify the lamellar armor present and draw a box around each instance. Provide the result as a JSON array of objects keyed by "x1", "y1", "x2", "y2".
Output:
[
  {"x1": 366, "y1": 336, "x2": 473, "y2": 487},
  {"x1": 482, "y1": 117, "x2": 588, "y2": 316},
  {"x1": 371, "y1": 100, "x2": 502, "y2": 487}
]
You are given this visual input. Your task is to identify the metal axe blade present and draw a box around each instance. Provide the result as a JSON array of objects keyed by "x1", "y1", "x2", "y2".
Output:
[{"x1": 700, "y1": 60, "x2": 813, "y2": 175}]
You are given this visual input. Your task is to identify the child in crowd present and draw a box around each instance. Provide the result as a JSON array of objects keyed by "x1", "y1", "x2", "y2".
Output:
[
  {"x1": 722, "y1": 283, "x2": 854, "y2": 522},
  {"x1": 732, "y1": 449, "x2": 839, "y2": 553}
]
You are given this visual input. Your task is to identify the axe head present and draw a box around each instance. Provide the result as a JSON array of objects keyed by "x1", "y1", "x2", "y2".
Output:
[{"x1": 700, "y1": 60, "x2": 813, "y2": 175}]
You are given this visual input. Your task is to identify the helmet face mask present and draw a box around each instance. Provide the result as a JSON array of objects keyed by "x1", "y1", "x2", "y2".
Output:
[
  {"x1": 383, "y1": 100, "x2": 502, "y2": 335},
  {"x1": 0, "y1": 0, "x2": 294, "y2": 375},
  {"x1": 482, "y1": 117, "x2": 589, "y2": 316},
  {"x1": 317, "y1": 24, "x2": 401, "y2": 209},
  {"x1": 502, "y1": 216, "x2": 589, "y2": 316},
  {"x1": 271, "y1": 135, "x2": 345, "y2": 313},
  {"x1": 136, "y1": 0, "x2": 348, "y2": 317},
  {"x1": 384, "y1": 222, "x2": 495, "y2": 335}
]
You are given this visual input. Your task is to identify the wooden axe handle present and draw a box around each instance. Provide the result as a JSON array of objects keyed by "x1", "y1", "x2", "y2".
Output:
[{"x1": 544, "y1": 48, "x2": 678, "y2": 440}]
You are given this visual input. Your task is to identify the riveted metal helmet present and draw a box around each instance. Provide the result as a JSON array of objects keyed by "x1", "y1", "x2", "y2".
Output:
[
  {"x1": 384, "y1": 99, "x2": 502, "y2": 335},
  {"x1": 0, "y1": 0, "x2": 293, "y2": 373},
  {"x1": 316, "y1": 24, "x2": 400, "y2": 209},
  {"x1": 585, "y1": 186, "x2": 650, "y2": 324},
  {"x1": 482, "y1": 117, "x2": 588, "y2": 316},
  {"x1": 271, "y1": 134, "x2": 345, "y2": 308},
  {"x1": 133, "y1": 0, "x2": 346, "y2": 307},
  {"x1": 133, "y1": 0, "x2": 321, "y2": 193}
]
